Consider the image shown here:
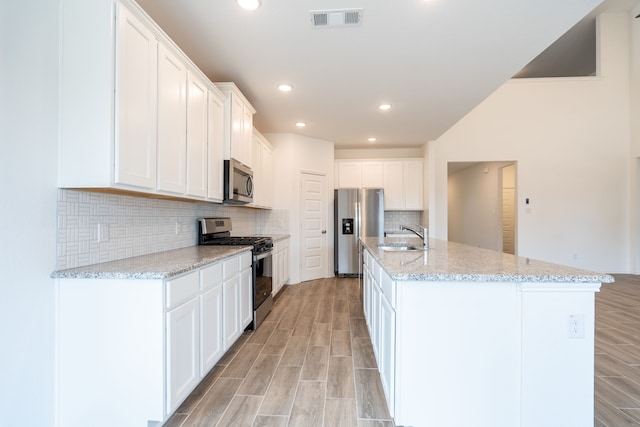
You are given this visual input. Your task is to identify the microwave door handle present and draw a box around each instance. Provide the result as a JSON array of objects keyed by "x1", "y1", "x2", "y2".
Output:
[{"x1": 246, "y1": 175, "x2": 254, "y2": 197}]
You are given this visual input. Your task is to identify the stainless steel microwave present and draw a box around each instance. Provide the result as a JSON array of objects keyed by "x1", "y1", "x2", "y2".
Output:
[{"x1": 224, "y1": 159, "x2": 253, "y2": 204}]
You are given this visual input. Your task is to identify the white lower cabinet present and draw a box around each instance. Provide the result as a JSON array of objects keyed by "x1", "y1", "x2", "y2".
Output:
[
  {"x1": 379, "y1": 293, "x2": 396, "y2": 415},
  {"x1": 55, "y1": 249, "x2": 252, "y2": 427},
  {"x1": 223, "y1": 274, "x2": 241, "y2": 350},
  {"x1": 272, "y1": 238, "x2": 290, "y2": 296},
  {"x1": 362, "y1": 249, "x2": 395, "y2": 418},
  {"x1": 200, "y1": 262, "x2": 224, "y2": 374},
  {"x1": 241, "y1": 265, "x2": 253, "y2": 329},
  {"x1": 166, "y1": 295, "x2": 200, "y2": 413}
]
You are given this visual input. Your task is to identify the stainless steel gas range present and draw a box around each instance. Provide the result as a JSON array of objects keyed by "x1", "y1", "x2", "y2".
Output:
[{"x1": 198, "y1": 217, "x2": 274, "y2": 329}]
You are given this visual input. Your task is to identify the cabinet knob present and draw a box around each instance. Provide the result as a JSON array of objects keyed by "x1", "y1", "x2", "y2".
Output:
[{"x1": 321, "y1": 230, "x2": 327, "y2": 234}]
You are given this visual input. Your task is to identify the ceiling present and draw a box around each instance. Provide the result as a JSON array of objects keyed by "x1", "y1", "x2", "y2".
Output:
[{"x1": 135, "y1": 0, "x2": 635, "y2": 149}]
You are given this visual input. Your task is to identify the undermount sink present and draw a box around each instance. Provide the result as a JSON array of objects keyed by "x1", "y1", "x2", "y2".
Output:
[{"x1": 378, "y1": 243, "x2": 427, "y2": 252}]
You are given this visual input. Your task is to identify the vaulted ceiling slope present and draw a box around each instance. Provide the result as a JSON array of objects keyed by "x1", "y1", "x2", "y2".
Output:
[{"x1": 136, "y1": 0, "x2": 604, "y2": 148}]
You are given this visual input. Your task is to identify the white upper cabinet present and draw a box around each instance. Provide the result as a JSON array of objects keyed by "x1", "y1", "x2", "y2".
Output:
[
  {"x1": 186, "y1": 70, "x2": 209, "y2": 198},
  {"x1": 59, "y1": 0, "x2": 226, "y2": 204},
  {"x1": 215, "y1": 83, "x2": 256, "y2": 168},
  {"x1": 403, "y1": 160, "x2": 424, "y2": 210},
  {"x1": 157, "y1": 44, "x2": 187, "y2": 195},
  {"x1": 361, "y1": 161, "x2": 384, "y2": 188},
  {"x1": 251, "y1": 129, "x2": 274, "y2": 209},
  {"x1": 337, "y1": 162, "x2": 362, "y2": 188},
  {"x1": 383, "y1": 160, "x2": 423, "y2": 210},
  {"x1": 114, "y1": 5, "x2": 158, "y2": 189},
  {"x1": 383, "y1": 161, "x2": 404, "y2": 210},
  {"x1": 207, "y1": 89, "x2": 225, "y2": 202},
  {"x1": 335, "y1": 159, "x2": 424, "y2": 211}
]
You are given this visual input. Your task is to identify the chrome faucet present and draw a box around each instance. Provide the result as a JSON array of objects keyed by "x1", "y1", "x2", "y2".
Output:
[{"x1": 400, "y1": 224, "x2": 429, "y2": 248}]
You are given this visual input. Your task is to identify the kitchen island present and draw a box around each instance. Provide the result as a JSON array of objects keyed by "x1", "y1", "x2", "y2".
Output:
[{"x1": 360, "y1": 236, "x2": 614, "y2": 427}]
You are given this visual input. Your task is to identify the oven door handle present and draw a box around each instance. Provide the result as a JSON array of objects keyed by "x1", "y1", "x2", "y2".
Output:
[{"x1": 254, "y1": 250, "x2": 273, "y2": 261}]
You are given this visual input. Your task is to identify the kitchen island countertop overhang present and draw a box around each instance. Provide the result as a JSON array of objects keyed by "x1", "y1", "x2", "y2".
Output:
[{"x1": 360, "y1": 236, "x2": 615, "y2": 284}]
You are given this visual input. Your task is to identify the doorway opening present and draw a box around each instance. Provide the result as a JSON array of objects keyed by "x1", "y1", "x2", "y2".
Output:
[{"x1": 448, "y1": 161, "x2": 517, "y2": 254}]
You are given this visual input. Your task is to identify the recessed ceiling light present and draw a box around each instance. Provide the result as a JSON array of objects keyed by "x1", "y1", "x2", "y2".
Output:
[
  {"x1": 295, "y1": 122, "x2": 306, "y2": 128},
  {"x1": 368, "y1": 137, "x2": 377, "y2": 142},
  {"x1": 278, "y1": 84, "x2": 293, "y2": 92},
  {"x1": 378, "y1": 103, "x2": 392, "y2": 111},
  {"x1": 236, "y1": 0, "x2": 261, "y2": 11}
]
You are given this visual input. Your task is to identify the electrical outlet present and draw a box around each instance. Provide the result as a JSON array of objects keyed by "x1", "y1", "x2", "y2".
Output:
[
  {"x1": 568, "y1": 313, "x2": 585, "y2": 339},
  {"x1": 97, "y1": 223, "x2": 109, "y2": 243}
]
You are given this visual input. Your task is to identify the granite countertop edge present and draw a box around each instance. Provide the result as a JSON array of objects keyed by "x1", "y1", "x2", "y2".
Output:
[
  {"x1": 51, "y1": 246, "x2": 252, "y2": 280},
  {"x1": 361, "y1": 237, "x2": 615, "y2": 284}
]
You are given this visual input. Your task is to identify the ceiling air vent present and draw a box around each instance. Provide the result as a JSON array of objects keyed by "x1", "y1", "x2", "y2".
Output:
[{"x1": 310, "y1": 9, "x2": 363, "y2": 28}]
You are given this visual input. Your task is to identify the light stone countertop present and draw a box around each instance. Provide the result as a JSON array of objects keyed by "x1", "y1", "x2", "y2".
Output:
[
  {"x1": 361, "y1": 236, "x2": 615, "y2": 284},
  {"x1": 51, "y1": 246, "x2": 252, "y2": 280}
]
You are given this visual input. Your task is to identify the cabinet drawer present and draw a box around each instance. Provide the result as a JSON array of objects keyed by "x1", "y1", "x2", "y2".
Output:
[
  {"x1": 380, "y1": 269, "x2": 395, "y2": 308},
  {"x1": 240, "y1": 251, "x2": 252, "y2": 270},
  {"x1": 166, "y1": 271, "x2": 199, "y2": 309},
  {"x1": 223, "y1": 256, "x2": 240, "y2": 279},
  {"x1": 201, "y1": 262, "x2": 222, "y2": 291}
]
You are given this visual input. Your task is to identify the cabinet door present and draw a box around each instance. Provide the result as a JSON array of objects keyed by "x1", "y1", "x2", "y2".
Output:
[
  {"x1": 115, "y1": 6, "x2": 158, "y2": 189},
  {"x1": 186, "y1": 72, "x2": 208, "y2": 198},
  {"x1": 371, "y1": 281, "x2": 381, "y2": 364},
  {"x1": 362, "y1": 161, "x2": 384, "y2": 188},
  {"x1": 383, "y1": 161, "x2": 404, "y2": 210},
  {"x1": 230, "y1": 95, "x2": 244, "y2": 163},
  {"x1": 282, "y1": 246, "x2": 289, "y2": 284},
  {"x1": 272, "y1": 250, "x2": 281, "y2": 296},
  {"x1": 363, "y1": 263, "x2": 372, "y2": 327},
  {"x1": 263, "y1": 144, "x2": 274, "y2": 208},
  {"x1": 403, "y1": 160, "x2": 423, "y2": 210},
  {"x1": 207, "y1": 90, "x2": 224, "y2": 201},
  {"x1": 157, "y1": 44, "x2": 187, "y2": 194},
  {"x1": 240, "y1": 267, "x2": 253, "y2": 329},
  {"x1": 242, "y1": 106, "x2": 254, "y2": 168},
  {"x1": 201, "y1": 285, "x2": 223, "y2": 374},
  {"x1": 251, "y1": 135, "x2": 263, "y2": 206},
  {"x1": 223, "y1": 275, "x2": 241, "y2": 350},
  {"x1": 166, "y1": 297, "x2": 200, "y2": 414},
  {"x1": 379, "y1": 294, "x2": 396, "y2": 416},
  {"x1": 338, "y1": 162, "x2": 362, "y2": 188}
]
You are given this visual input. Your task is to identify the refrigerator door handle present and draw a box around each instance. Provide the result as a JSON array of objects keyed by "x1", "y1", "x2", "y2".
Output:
[{"x1": 354, "y1": 201, "x2": 360, "y2": 241}]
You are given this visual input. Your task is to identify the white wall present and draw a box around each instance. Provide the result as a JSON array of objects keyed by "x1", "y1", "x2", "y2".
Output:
[
  {"x1": 0, "y1": 1, "x2": 59, "y2": 425},
  {"x1": 266, "y1": 133, "x2": 335, "y2": 284},
  {"x1": 630, "y1": 5, "x2": 640, "y2": 272},
  {"x1": 430, "y1": 13, "x2": 632, "y2": 273}
]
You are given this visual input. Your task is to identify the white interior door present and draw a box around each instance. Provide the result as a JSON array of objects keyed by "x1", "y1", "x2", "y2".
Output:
[{"x1": 300, "y1": 172, "x2": 327, "y2": 282}]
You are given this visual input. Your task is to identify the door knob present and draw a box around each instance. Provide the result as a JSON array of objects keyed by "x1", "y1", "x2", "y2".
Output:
[{"x1": 321, "y1": 230, "x2": 327, "y2": 234}]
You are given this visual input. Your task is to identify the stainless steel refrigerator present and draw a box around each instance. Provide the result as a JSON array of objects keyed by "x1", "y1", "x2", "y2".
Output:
[{"x1": 334, "y1": 188, "x2": 384, "y2": 277}]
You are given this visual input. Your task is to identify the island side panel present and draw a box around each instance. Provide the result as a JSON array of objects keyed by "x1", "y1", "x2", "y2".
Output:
[
  {"x1": 394, "y1": 280, "x2": 521, "y2": 427},
  {"x1": 56, "y1": 278, "x2": 165, "y2": 427},
  {"x1": 519, "y1": 282, "x2": 600, "y2": 427}
]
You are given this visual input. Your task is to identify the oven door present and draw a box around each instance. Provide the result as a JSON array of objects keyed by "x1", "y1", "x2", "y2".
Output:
[{"x1": 254, "y1": 251, "x2": 273, "y2": 309}]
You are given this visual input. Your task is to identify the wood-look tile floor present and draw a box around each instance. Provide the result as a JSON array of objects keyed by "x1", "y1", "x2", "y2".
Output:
[
  {"x1": 165, "y1": 277, "x2": 394, "y2": 427},
  {"x1": 165, "y1": 274, "x2": 640, "y2": 427},
  {"x1": 595, "y1": 274, "x2": 640, "y2": 426}
]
